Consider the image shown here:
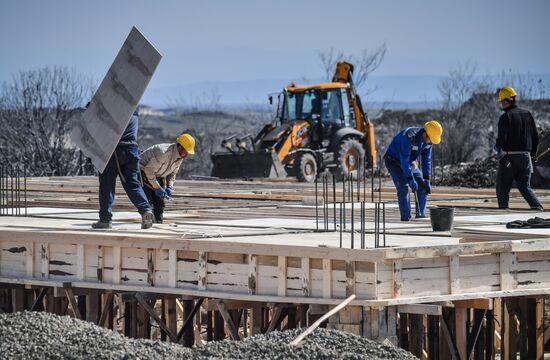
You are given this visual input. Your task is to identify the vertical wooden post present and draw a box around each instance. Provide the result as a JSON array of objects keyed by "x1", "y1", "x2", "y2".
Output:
[
  {"x1": 398, "y1": 313, "x2": 409, "y2": 351},
  {"x1": 427, "y1": 315, "x2": 439, "y2": 360},
  {"x1": 409, "y1": 313, "x2": 423, "y2": 358},
  {"x1": 248, "y1": 254, "x2": 257, "y2": 295},
  {"x1": 455, "y1": 307, "x2": 467, "y2": 360},
  {"x1": 526, "y1": 298, "x2": 544, "y2": 360},
  {"x1": 214, "y1": 311, "x2": 224, "y2": 340},
  {"x1": 250, "y1": 303, "x2": 262, "y2": 336},
  {"x1": 198, "y1": 252, "x2": 207, "y2": 290},
  {"x1": 165, "y1": 298, "x2": 177, "y2": 342},
  {"x1": 278, "y1": 256, "x2": 287, "y2": 297},
  {"x1": 485, "y1": 308, "x2": 494, "y2": 360},
  {"x1": 322, "y1": 259, "x2": 332, "y2": 298},
  {"x1": 182, "y1": 300, "x2": 195, "y2": 346}
]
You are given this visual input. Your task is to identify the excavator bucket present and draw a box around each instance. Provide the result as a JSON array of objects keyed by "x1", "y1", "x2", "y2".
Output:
[{"x1": 211, "y1": 151, "x2": 288, "y2": 179}]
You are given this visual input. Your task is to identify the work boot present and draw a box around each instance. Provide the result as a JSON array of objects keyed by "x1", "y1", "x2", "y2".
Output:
[
  {"x1": 530, "y1": 206, "x2": 544, "y2": 211},
  {"x1": 141, "y1": 211, "x2": 154, "y2": 229},
  {"x1": 92, "y1": 220, "x2": 112, "y2": 229}
]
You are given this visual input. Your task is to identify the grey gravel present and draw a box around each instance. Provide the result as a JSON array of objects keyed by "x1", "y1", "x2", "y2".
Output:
[{"x1": 0, "y1": 311, "x2": 417, "y2": 360}]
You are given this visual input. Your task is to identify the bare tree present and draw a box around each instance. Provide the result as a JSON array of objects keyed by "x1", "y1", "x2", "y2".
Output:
[
  {"x1": 0, "y1": 66, "x2": 93, "y2": 176},
  {"x1": 318, "y1": 43, "x2": 387, "y2": 93}
]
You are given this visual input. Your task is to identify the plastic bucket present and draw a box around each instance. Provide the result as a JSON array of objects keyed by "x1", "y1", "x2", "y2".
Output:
[{"x1": 429, "y1": 207, "x2": 455, "y2": 231}]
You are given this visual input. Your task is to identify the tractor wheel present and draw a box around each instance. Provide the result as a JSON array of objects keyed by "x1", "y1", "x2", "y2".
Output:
[
  {"x1": 335, "y1": 138, "x2": 365, "y2": 179},
  {"x1": 296, "y1": 153, "x2": 317, "y2": 183}
]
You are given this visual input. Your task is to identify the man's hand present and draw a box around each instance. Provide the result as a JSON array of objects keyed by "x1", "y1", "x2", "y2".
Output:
[
  {"x1": 165, "y1": 187, "x2": 174, "y2": 198},
  {"x1": 407, "y1": 177, "x2": 418, "y2": 191},
  {"x1": 154, "y1": 187, "x2": 166, "y2": 199},
  {"x1": 423, "y1": 179, "x2": 432, "y2": 194}
]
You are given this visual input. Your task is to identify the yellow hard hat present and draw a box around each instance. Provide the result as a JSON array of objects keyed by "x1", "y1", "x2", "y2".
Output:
[
  {"x1": 176, "y1": 133, "x2": 196, "y2": 155},
  {"x1": 498, "y1": 86, "x2": 517, "y2": 102},
  {"x1": 424, "y1": 120, "x2": 443, "y2": 145}
]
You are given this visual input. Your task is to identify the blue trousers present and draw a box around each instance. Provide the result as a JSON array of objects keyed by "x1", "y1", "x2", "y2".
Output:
[
  {"x1": 496, "y1": 153, "x2": 542, "y2": 209},
  {"x1": 98, "y1": 145, "x2": 151, "y2": 222},
  {"x1": 384, "y1": 155, "x2": 428, "y2": 221}
]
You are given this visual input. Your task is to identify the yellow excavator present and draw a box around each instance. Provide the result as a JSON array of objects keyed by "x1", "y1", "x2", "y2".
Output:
[{"x1": 211, "y1": 62, "x2": 377, "y2": 182}]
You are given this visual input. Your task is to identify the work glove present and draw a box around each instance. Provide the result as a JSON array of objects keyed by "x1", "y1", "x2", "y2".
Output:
[
  {"x1": 423, "y1": 179, "x2": 432, "y2": 194},
  {"x1": 406, "y1": 177, "x2": 418, "y2": 191},
  {"x1": 165, "y1": 187, "x2": 174, "y2": 198},
  {"x1": 154, "y1": 187, "x2": 166, "y2": 199}
]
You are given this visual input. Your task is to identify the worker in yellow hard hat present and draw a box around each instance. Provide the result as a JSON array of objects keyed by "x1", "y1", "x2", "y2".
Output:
[
  {"x1": 495, "y1": 86, "x2": 543, "y2": 211},
  {"x1": 384, "y1": 120, "x2": 443, "y2": 221},
  {"x1": 139, "y1": 133, "x2": 196, "y2": 223}
]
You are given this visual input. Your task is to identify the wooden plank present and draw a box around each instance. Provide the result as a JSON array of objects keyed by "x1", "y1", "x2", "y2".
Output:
[
  {"x1": 449, "y1": 255, "x2": 459, "y2": 294},
  {"x1": 277, "y1": 256, "x2": 286, "y2": 297},
  {"x1": 147, "y1": 248, "x2": 154, "y2": 286},
  {"x1": 248, "y1": 254, "x2": 257, "y2": 295},
  {"x1": 98, "y1": 293, "x2": 113, "y2": 327},
  {"x1": 397, "y1": 304, "x2": 442, "y2": 316},
  {"x1": 322, "y1": 259, "x2": 331, "y2": 299},
  {"x1": 393, "y1": 260, "x2": 403, "y2": 297},
  {"x1": 455, "y1": 307, "x2": 467, "y2": 360},
  {"x1": 301, "y1": 257, "x2": 310, "y2": 297},
  {"x1": 135, "y1": 292, "x2": 177, "y2": 342},
  {"x1": 500, "y1": 252, "x2": 517, "y2": 291},
  {"x1": 216, "y1": 301, "x2": 240, "y2": 340},
  {"x1": 345, "y1": 261, "x2": 355, "y2": 297},
  {"x1": 26, "y1": 242, "x2": 34, "y2": 277},
  {"x1": 112, "y1": 246, "x2": 121, "y2": 285},
  {"x1": 64, "y1": 286, "x2": 82, "y2": 319},
  {"x1": 168, "y1": 249, "x2": 176, "y2": 288},
  {"x1": 454, "y1": 298, "x2": 493, "y2": 309},
  {"x1": 76, "y1": 244, "x2": 84, "y2": 281},
  {"x1": 40, "y1": 243, "x2": 49, "y2": 279},
  {"x1": 249, "y1": 303, "x2": 262, "y2": 336},
  {"x1": 198, "y1": 251, "x2": 207, "y2": 290}
]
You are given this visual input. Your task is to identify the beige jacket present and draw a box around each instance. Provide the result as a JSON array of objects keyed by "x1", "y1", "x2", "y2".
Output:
[{"x1": 140, "y1": 143, "x2": 183, "y2": 189}]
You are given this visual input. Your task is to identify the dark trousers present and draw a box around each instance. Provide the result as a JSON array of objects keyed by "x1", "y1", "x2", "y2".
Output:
[
  {"x1": 384, "y1": 155, "x2": 428, "y2": 221},
  {"x1": 496, "y1": 153, "x2": 542, "y2": 209},
  {"x1": 141, "y1": 172, "x2": 166, "y2": 223},
  {"x1": 98, "y1": 145, "x2": 151, "y2": 222}
]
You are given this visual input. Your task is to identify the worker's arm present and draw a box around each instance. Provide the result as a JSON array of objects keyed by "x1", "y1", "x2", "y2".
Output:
[
  {"x1": 421, "y1": 146, "x2": 432, "y2": 179},
  {"x1": 495, "y1": 113, "x2": 508, "y2": 151},
  {"x1": 398, "y1": 136, "x2": 413, "y2": 178},
  {"x1": 530, "y1": 112, "x2": 539, "y2": 158}
]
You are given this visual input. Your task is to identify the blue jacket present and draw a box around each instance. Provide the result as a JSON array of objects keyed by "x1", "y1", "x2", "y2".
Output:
[{"x1": 385, "y1": 127, "x2": 432, "y2": 179}]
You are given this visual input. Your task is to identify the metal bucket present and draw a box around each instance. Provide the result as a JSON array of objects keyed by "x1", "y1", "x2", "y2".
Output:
[{"x1": 429, "y1": 207, "x2": 454, "y2": 231}]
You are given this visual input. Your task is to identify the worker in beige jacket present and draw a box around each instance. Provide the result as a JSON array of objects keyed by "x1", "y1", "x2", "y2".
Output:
[{"x1": 140, "y1": 133, "x2": 195, "y2": 223}]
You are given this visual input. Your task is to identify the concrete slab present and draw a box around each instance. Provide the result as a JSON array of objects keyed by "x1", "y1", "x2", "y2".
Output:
[{"x1": 70, "y1": 27, "x2": 162, "y2": 172}]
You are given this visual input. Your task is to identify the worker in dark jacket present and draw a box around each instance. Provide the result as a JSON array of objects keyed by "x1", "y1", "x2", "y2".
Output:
[
  {"x1": 384, "y1": 121, "x2": 442, "y2": 221},
  {"x1": 495, "y1": 86, "x2": 543, "y2": 211},
  {"x1": 92, "y1": 106, "x2": 154, "y2": 229}
]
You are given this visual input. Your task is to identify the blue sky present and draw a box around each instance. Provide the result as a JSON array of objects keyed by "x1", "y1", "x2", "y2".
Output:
[{"x1": 1, "y1": 0, "x2": 549, "y2": 106}]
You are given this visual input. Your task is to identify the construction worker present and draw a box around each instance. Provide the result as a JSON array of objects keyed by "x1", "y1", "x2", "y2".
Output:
[
  {"x1": 140, "y1": 133, "x2": 195, "y2": 223},
  {"x1": 92, "y1": 106, "x2": 154, "y2": 229},
  {"x1": 384, "y1": 121, "x2": 442, "y2": 221},
  {"x1": 495, "y1": 86, "x2": 543, "y2": 211}
]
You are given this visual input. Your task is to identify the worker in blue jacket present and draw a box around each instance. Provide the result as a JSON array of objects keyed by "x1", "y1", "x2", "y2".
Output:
[{"x1": 384, "y1": 120, "x2": 443, "y2": 221}]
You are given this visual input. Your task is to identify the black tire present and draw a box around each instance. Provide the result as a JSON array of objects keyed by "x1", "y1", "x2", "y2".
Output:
[
  {"x1": 335, "y1": 138, "x2": 365, "y2": 179},
  {"x1": 296, "y1": 153, "x2": 317, "y2": 182}
]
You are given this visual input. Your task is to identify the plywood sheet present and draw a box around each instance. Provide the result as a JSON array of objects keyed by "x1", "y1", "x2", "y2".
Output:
[{"x1": 70, "y1": 27, "x2": 162, "y2": 172}]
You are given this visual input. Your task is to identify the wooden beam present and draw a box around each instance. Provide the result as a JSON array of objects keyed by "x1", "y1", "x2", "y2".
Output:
[
  {"x1": 63, "y1": 285, "x2": 82, "y2": 319},
  {"x1": 198, "y1": 251, "x2": 207, "y2": 291},
  {"x1": 216, "y1": 301, "x2": 240, "y2": 340},
  {"x1": 267, "y1": 305, "x2": 283, "y2": 332},
  {"x1": 176, "y1": 298, "x2": 204, "y2": 344},
  {"x1": 40, "y1": 243, "x2": 49, "y2": 279},
  {"x1": 439, "y1": 312, "x2": 459, "y2": 360},
  {"x1": 97, "y1": 293, "x2": 114, "y2": 327},
  {"x1": 277, "y1": 256, "x2": 286, "y2": 297},
  {"x1": 393, "y1": 260, "x2": 402, "y2": 297},
  {"x1": 168, "y1": 249, "x2": 177, "y2": 288},
  {"x1": 112, "y1": 246, "x2": 121, "y2": 285},
  {"x1": 135, "y1": 292, "x2": 177, "y2": 342},
  {"x1": 449, "y1": 255, "x2": 459, "y2": 294},
  {"x1": 398, "y1": 304, "x2": 442, "y2": 316},
  {"x1": 76, "y1": 244, "x2": 84, "y2": 281},
  {"x1": 322, "y1": 259, "x2": 331, "y2": 298},
  {"x1": 455, "y1": 307, "x2": 467, "y2": 360},
  {"x1": 345, "y1": 261, "x2": 355, "y2": 297},
  {"x1": 499, "y1": 253, "x2": 516, "y2": 291},
  {"x1": 248, "y1": 254, "x2": 257, "y2": 295},
  {"x1": 26, "y1": 242, "x2": 34, "y2": 278},
  {"x1": 29, "y1": 288, "x2": 48, "y2": 311},
  {"x1": 454, "y1": 298, "x2": 493, "y2": 309},
  {"x1": 301, "y1": 257, "x2": 310, "y2": 297}
]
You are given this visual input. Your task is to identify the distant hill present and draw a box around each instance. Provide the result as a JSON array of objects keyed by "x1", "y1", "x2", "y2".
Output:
[{"x1": 141, "y1": 73, "x2": 550, "y2": 110}]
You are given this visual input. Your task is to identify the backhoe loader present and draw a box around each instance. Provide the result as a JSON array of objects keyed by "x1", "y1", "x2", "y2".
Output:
[{"x1": 211, "y1": 62, "x2": 377, "y2": 182}]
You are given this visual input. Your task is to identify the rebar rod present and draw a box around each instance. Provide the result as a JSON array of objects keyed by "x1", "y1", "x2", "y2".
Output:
[{"x1": 332, "y1": 174, "x2": 336, "y2": 231}]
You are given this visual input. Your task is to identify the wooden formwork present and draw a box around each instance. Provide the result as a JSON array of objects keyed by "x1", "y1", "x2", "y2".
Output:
[{"x1": 1, "y1": 176, "x2": 550, "y2": 358}]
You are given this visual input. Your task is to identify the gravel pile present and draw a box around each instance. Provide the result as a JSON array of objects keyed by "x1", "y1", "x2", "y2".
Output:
[{"x1": 0, "y1": 311, "x2": 417, "y2": 360}]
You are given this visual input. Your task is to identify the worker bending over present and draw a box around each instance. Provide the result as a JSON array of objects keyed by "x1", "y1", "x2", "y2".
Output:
[
  {"x1": 495, "y1": 86, "x2": 543, "y2": 211},
  {"x1": 140, "y1": 133, "x2": 195, "y2": 223},
  {"x1": 384, "y1": 121, "x2": 443, "y2": 221}
]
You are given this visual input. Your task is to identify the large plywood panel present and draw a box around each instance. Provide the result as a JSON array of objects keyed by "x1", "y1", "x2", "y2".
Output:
[{"x1": 71, "y1": 27, "x2": 162, "y2": 172}]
